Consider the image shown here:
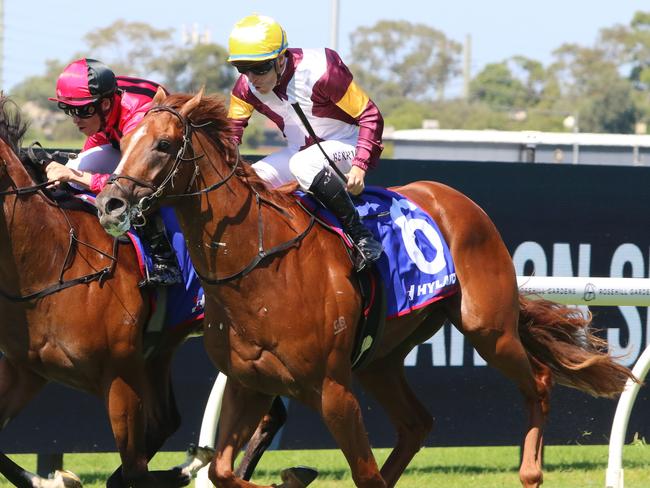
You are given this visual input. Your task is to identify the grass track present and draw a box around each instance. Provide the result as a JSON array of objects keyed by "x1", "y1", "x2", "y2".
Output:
[{"x1": 5, "y1": 444, "x2": 650, "y2": 487}]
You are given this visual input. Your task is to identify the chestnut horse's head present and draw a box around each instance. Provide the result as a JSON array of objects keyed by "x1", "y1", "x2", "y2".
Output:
[{"x1": 96, "y1": 87, "x2": 220, "y2": 236}]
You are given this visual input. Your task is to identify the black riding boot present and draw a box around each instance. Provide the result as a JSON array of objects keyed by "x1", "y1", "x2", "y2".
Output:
[
  {"x1": 136, "y1": 214, "x2": 184, "y2": 287},
  {"x1": 309, "y1": 167, "x2": 383, "y2": 271}
]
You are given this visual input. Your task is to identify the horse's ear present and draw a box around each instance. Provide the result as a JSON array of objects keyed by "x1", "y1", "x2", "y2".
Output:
[
  {"x1": 179, "y1": 87, "x2": 204, "y2": 118},
  {"x1": 152, "y1": 86, "x2": 167, "y2": 106}
]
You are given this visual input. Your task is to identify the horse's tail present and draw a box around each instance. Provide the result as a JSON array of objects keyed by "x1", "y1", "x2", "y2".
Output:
[{"x1": 518, "y1": 295, "x2": 638, "y2": 398}]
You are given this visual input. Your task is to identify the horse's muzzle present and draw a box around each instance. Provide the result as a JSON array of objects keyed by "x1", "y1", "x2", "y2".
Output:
[{"x1": 96, "y1": 194, "x2": 132, "y2": 237}]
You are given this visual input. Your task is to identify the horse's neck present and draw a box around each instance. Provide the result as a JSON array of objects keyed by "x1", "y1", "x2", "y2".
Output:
[
  {"x1": 174, "y1": 141, "x2": 300, "y2": 280},
  {"x1": 0, "y1": 150, "x2": 69, "y2": 286}
]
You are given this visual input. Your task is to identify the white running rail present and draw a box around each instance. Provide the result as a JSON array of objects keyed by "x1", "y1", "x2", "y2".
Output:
[
  {"x1": 194, "y1": 373, "x2": 227, "y2": 488},
  {"x1": 193, "y1": 276, "x2": 650, "y2": 488}
]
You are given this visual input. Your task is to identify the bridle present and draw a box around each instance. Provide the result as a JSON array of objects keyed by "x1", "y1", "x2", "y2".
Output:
[{"x1": 106, "y1": 104, "x2": 315, "y2": 284}]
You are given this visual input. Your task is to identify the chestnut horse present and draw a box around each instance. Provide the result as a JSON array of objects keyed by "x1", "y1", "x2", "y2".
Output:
[
  {"x1": 0, "y1": 97, "x2": 232, "y2": 488},
  {"x1": 96, "y1": 89, "x2": 635, "y2": 488}
]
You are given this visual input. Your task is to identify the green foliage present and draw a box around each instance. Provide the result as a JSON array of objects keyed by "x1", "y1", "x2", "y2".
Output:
[
  {"x1": 348, "y1": 20, "x2": 462, "y2": 103},
  {"x1": 83, "y1": 19, "x2": 174, "y2": 77},
  {"x1": 6, "y1": 11, "x2": 650, "y2": 140},
  {"x1": 579, "y1": 78, "x2": 639, "y2": 133},
  {"x1": 8, "y1": 60, "x2": 66, "y2": 109},
  {"x1": 382, "y1": 98, "x2": 436, "y2": 129},
  {"x1": 599, "y1": 11, "x2": 650, "y2": 90},
  {"x1": 549, "y1": 42, "x2": 641, "y2": 132},
  {"x1": 470, "y1": 62, "x2": 529, "y2": 109},
  {"x1": 150, "y1": 43, "x2": 236, "y2": 94}
]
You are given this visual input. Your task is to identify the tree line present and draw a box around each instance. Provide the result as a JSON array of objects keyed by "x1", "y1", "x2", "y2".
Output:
[{"x1": 8, "y1": 11, "x2": 650, "y2": 149}]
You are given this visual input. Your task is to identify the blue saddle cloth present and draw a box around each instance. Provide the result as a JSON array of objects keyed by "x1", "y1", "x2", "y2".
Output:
[
  {"x1": 302, "y1": 186, "x2": 458, "y2": 318},
  {"x1": 126, "y1": 206, "x2": 204, "y2": 329}
]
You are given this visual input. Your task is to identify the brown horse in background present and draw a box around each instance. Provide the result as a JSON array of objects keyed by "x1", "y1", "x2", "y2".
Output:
[
  {"x1": 0, "y1": 97, "x2": 218, "y2": 488},
  {"x1": 96, "y1": 89, "x2": 636, "y2": 488}
]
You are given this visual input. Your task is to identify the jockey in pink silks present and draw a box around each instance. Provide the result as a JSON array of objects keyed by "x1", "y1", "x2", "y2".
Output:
[{"x1": 46, "y1": 58, "x2": 182, "y2": 286}]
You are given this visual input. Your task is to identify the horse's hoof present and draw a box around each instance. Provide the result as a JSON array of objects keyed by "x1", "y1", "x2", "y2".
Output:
[
  {"x1": 54, "y1": 470, "x2": 83, "y2": 488},
  {"x1": 280, "y1": 466, "x2": 318, "y2": 487}
]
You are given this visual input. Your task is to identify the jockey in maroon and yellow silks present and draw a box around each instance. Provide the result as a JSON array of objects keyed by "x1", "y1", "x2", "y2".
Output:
[
  {"x1": 228, "y1": 47, "x2": 384, "y2": 173},
  {"x1": 227, "y1": 13, "x2": 384, "y2": 270}
]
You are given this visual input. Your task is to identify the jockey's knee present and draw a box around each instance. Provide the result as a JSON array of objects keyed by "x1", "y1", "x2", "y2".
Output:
[{"x1": 289, "y1": 153, "x2": 326, "y2": 190}]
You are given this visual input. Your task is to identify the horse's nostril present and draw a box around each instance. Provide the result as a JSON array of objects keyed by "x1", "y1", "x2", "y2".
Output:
[{"x1": 105, "y1": 197, "x2": 127, "y2": 217}]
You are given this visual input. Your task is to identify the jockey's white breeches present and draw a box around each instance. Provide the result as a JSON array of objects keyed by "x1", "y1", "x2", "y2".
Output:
[
  {"x1": 67, "y1": 144, "x2": 121, "y2": 174},
  {"x1": 66, "y1": 144, "x2": 121, "y2": 190},
  {"x1": 252, "y1": 139, "x2": 357, "y2": 190}
]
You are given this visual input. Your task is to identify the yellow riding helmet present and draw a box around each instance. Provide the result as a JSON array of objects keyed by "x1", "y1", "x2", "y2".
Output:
[{"x1": 228, "y1": 14, "x2": 288, "y2": 63}]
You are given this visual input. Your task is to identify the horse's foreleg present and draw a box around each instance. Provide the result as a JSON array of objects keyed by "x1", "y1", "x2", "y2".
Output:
[
  {"x1": 320, "y1": 376, "x2": 386, "y2": 488},
  {"x1": 107, "y1": 350, "x2": 188, "y2": 488},
  {"x1": 105, "y1": 374, "x2": 156, "y2": 488},
  {"x1": 0, "y1": 358, "x2": 67, "y2": 488},
  {"x1": 355, "y1": 355, "x2": 432, "y2": 487},
  {"x1": 208, "y1": 380, "x2": 276, "y2": 488},
  {"x1": 234, "y1": 395, "x2": 287, "y2": 481}
]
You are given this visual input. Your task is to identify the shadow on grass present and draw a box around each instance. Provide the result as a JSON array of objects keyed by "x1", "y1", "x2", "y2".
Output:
[
  {"x1": 545, "y1": 458, "x2": 650, "y2": 471},
  {"x1": 252, "y1": 464, "x2": 520, "y2": 480}
]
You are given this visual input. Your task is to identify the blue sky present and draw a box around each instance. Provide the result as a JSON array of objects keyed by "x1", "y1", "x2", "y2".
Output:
[{"x1": 4, "y1": 0, "x2": 649, "y2": 90}]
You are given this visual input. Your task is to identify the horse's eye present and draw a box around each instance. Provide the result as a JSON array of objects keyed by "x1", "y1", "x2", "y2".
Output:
[{"x1": 156, "y1": 139, "x2": 171, "y2": 152}]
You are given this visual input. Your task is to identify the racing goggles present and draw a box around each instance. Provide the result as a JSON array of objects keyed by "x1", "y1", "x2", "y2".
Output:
[
  {"x1": 58, "y1": 102, "x2": 99, "y2": 119},
  {"x1": 235, "y1": 59, "x2": 275, "y2": 76}
]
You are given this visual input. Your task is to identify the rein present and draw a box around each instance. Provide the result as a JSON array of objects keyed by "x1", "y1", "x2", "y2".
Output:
[
  {"x1": 0, "y1": 142, "x2": 75, "y2": 197},
  {"x1": 108, "y1": 103, "x2": 316, "y2": 283},
  {"x1": 0, "y1": 150, "x2": 118, "y2": 302}
]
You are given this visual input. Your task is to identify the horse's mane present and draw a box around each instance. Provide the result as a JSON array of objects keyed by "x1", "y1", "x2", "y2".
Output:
[
  {"x1": 0, "y1": 97, "x2": 28, "y2": 156},
  {"x1": 162, "y1": 93, "x2": 297, "y2": 207}
]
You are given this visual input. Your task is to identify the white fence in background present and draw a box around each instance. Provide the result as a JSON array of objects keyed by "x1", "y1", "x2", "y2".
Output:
[{"x1": 194, "y1": 276, "x2": 650, "y2": 488}]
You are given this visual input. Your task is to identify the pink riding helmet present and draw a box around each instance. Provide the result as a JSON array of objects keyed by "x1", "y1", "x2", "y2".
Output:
[{"x1": 49, "y1": 58, "x2": 117, "y2": 106}]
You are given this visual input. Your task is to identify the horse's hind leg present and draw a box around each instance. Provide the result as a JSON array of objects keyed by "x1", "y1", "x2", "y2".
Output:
[
  {"x1": 355, "y1": 353, "x2": 433, "y2": 487},
  {"x1": 447, "y1": 293, "x2": 552, "y2": 488},
  {"x1": 320, "y1": 375, "x2": 386, "y2": 487}
]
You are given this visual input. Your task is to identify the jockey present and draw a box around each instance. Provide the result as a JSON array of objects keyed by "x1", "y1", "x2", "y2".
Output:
[
  {"x1": 227, "y1": 14, "x2": 384, "y2": 271},
  {"x1": 46, "y1": 58, "x2": 183, "y2": 287}
]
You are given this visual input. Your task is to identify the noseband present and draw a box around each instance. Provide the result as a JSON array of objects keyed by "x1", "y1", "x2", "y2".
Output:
[{"x1": 107, "y1": 105, "x2": 240, "y2": 218}]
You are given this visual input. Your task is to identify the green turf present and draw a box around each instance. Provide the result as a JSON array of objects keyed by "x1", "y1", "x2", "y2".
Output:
[{"x1": 4, "y1": 444, "x2": 650, "y2": 487}]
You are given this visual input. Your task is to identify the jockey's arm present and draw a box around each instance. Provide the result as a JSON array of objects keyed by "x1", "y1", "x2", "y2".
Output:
[{"x1": 45, "y1": 161, "x2": 92, "y2": 189}]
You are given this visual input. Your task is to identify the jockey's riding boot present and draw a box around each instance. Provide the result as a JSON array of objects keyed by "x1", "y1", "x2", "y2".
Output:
[
  {"x1": 309, "y1": 167, "x2": 383, "y2": 271},
  {"x1": 136, "y1": 214, "x2": 184, "y2": 287}
]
